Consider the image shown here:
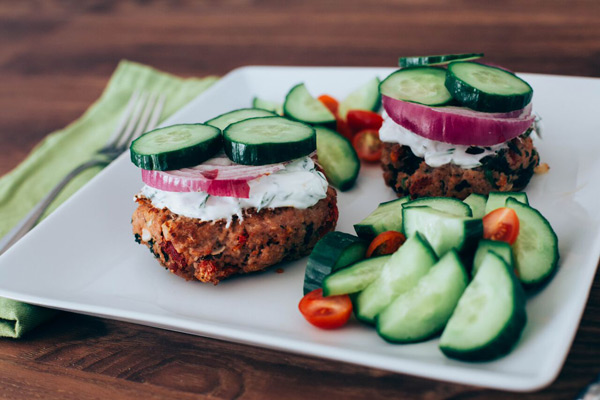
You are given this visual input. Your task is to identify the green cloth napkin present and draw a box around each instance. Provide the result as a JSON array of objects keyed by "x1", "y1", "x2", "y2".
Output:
[{"x1": 0, "y1": 60, "x2": 217, "y2": 338}]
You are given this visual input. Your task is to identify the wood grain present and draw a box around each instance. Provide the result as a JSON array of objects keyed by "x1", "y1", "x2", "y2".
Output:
[{"x1": 0, "y1": 1, "x2": 599, "y2": 399}]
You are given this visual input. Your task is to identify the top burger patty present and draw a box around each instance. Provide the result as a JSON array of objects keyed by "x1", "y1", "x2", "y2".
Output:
[{"x1": 381, "y1": 135, "x2": 539, "y2": 200}]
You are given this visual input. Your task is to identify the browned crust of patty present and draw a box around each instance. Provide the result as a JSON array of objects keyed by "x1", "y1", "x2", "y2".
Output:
[
  {"x1": 131, "y1": 187, "x2": 338, "y2": 284},
  {"x1": 380, "y1": 136, "x2": 540, "y2": 200}
]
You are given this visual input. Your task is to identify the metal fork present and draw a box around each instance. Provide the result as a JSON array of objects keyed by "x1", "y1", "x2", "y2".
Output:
[{"x1": 0, "y1": 91, "x2": 166, "y2": 256}]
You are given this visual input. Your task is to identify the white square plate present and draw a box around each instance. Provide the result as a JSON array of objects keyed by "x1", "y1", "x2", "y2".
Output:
[{"x1": 1, "y1": 66, "x2": 599, "y2": 392}]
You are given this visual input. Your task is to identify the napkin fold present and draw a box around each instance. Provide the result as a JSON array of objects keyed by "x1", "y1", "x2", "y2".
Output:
[{"x1": 0, "y1": 60, "x2": 217, "y2": 338}]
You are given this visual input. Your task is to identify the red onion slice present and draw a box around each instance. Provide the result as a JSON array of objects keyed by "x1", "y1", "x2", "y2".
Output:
[
  {"x1": 382, "y1": 95, "x2": 535, "y2": 146},
  {"x1": 141, "y1": 154, "x2": 287, "y2": 198}
]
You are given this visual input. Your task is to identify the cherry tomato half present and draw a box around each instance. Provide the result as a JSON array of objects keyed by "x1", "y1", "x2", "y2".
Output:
[
  {"x1": 483, "y1": 207, "x2": 520, "y2": 244},
  {"x1": 366, "y1": 231, "x2": 406, "y2": 257},
  {"x1": 346, "y1": 110, "x2": 383, "y2": 133},
  {"x1": 317, "y1": 94, "x2": 339, "y2": 115},
  {"x1": 352, "y1": 129, "x2": 383, "y2": 162},
  {"x1": 298, "y1": 288, "x2": 353, "y2": 329}
]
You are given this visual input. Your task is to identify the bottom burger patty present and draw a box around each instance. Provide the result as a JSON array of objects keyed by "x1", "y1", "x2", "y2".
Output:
[
  {"x1": 381, "y1": 136, "x2": 540, "y2": 199},
  {"x1": 132, "y1": 187, "x2": 338, "y2": 284}
]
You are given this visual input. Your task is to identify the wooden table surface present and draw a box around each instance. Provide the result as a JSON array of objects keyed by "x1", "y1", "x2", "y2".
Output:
[{"x1": 1, "y1": 1, "x2": 599, "y2": 399}]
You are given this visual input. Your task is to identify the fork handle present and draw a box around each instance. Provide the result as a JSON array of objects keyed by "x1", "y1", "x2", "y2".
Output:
[{"x1": 0, "y1": 158, "x2": 109, "y2": 256}]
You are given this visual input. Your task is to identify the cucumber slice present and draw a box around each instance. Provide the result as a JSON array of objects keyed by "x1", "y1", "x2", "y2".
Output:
[
  {"x1": 303, "y1": 231, "x2": 368, "y2": 295},
  {"x1": 354, "y1": 233, "x2": 437, "y2": 324},
  {"x1": 252, "y1": 97, "x2": 283, "y2": 115},
  {"x1": 445, "y1": 62, "x2": 533, "y2": 113},
  {"x1": 315, "y1": 126, "x2": 360, "y2": 191},
  {"x1": 463, "y1": 193, "x2": 487, "y2": 219},
  {"x1": 377, "y1": 250, "x2": 468, "y2": 343},
  {"x1": 472, "y1": 239, "x2": 514, "y2": 277},
  {"x1": 380, "y1": 67, "x2": 454, "y2": 106},
  {"x1": 506, "y1": 198, "x2": 559, "y2": 286},
  {"x1": 130, "y1": 123, "x2": 222, "y2": 171},
  {"x1": 322, "y1": 255, "x2": 391, "y2": 296},
  {"x1": 353, "y1": 197, "x2": 410, "y2": 240},
  {"x1": 223, "y1": 116, "x2": 316, "y2": 165},
  {"x1": 337, "y1": 77, "x2": 382, "y2": 120},
  {"x1": 440, "y1": 252, "x2": 527, "y2": 361},
  {"x1": 398, "y1": 53, "x2": 484, "y2": 68},
  {"x1": 403, "y1": 196, "x2": 472, "y2": 217},
  {"x1": 283, "y1": 83, "x2": 336, "y2": 126},
  {"x1": 485, "y1": 191, "x2": 529, "y2": 215},
  {"x1": 205, "y1": 108, "x2": 277, "y2": 131},
  {"x1": 402, "y1": 206, "x2": 482, "y2": 256}
]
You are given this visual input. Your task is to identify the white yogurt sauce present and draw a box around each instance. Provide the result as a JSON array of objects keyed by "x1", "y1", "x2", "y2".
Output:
[
  {"x1": 379, "y1": 111, "x2": 509, "y2": 169},
  {"x1": 139, "y1": 157, "x2": 329, "y2": 226}
]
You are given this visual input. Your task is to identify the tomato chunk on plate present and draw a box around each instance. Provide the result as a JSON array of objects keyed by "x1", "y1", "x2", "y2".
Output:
[
  {"x1": 299, "y1": 288, "x2": 353, "y2": 329},
  {"x1": 483, "y1": 207, "x2": 520, "y2": 245}
]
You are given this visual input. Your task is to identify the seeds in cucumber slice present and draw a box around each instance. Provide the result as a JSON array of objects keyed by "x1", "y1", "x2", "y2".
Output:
[
  {"x1": 252, "y1": 97, "x2": 283, "y2": 115},
  {"x1": 403, "y1": 196, "x2": 472, "y2": 217},
  {"x1": 463, "y1": 193, "x2": 487, "y2": 219},
  {"x1": 283, "y1": 83, "x2": 336, "y2": 125},
  {"x1": 303, "y1": 231, "x2": 368, "y2": 295},
  {"x1": 205, "y1": 108, "x2": 277, "y2": 131},
  {"x1": 323, "y1": 255, "x2": 391, "y2": 296},
  {"x1": 354, "y1": 232, "x2": 437, "y2": 324},
  {"x1": 402, "y1": 206, "x2": 483, "y2": 256},
  {"x1": 315, "y1": 126, "x2": 360, "y2": 191},
  {"x1": 130, "y1": 123, "x2": 222, "y2": 171},
  {"x1": 337, "y1": 77, "x2": 381, "y2": 120},
  {"x1": 398, "y1": 53, "x2": 484, "y2": 68},
  {"x1": 506, "y1": 198, "x2": 559, "y2": 287},
  {"x1": 223, "y1": 116, "x2": 316, "y2": 165},
  {"x1": 377, "y1": 250, "x2": 468, "y2": 343},
  {"x1": 440, "y1": 251, "x2": 527, "y2": 361},
  {"x1": 353, "y1": 197, "x2": 410, "y2": 240},
  {"x1": 380, "y1": 67, "x2": 454, "y2": 106},
  {"x1": 472, "y1": 239, "x2": 514, "y2": 277},
  {"x1": 445, "y1": 62, "x2": 533, "y2": 113},
  {"x1": 484, "y1": 191, "x2": 528, "y2": 215}
]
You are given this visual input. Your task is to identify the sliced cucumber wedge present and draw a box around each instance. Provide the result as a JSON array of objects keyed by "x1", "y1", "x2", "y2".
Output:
[
  {"x1": 377, "y1": 250, "x2": 468, "y2": 343},
  {"x1": 402, "y1": 206, "x2": 483, "y2": 256},
  {"x1": 404, "y1": 196, "x2": 472, "y2": 217},
  {"x1": 398, "y1": 53, "x2": 484, "y2": 68},
  {"x1": 463, "y1": 193, "x2": 487, "y2": 219},
  {"x1": 315, "y1": 126, "x2": 360, "y2": 191},
  {"x1": 283, "y1": 83, "x2": 336, "y2": 126},
  {"x1": 223, "y1": 116, "x2": 316, "y2": 165},
  {"x1": 130, "y1": 123, "x2": 222, "y2": 171},
  {"x1": 445, "y1": 62, "x2": 533, "y2": 113},
  {"x1": 353, "y1": 197, "x2": 410, "y2": 240},
  {"x1": 205, "y1": 108, "x2": 276, "y2": 131},
  {"x1": 506, "y1": 198, "x2": 559, "y2": 286},
  {"x1": 440, "y1": 251, "x2": 527, "y2": 361},
  {"x1": 323, "y1": 255, "x2": 391, "y2": 296},
  {"x1": 472, "y1": 239, "x2": 514, "y2": 277},
  {"x1": 337, "y1": 77, "x2": 381, "y2": 120},
  {"x1": 354, "y1": 233, "x2": 437, "y2": 324},
  {"x1": 485, "y1": 191, "x2": 529, "y2": 215},
  {"x1": 380, "y1": 67, "x2": 454, "y2": 106},
  {"x1": 252, "y1": 97, "x2": 283, "y2": 115},
  {"x1": 303, "y1": 231, "x2": 367, "y2": 295}
]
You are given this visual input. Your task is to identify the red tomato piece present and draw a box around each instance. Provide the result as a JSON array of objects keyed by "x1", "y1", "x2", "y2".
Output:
[
  {"x1": 336, "y1": 118, "x2": 354, "y2": 140},
  {"x1": 346, "y1": 110, "x2": 383, "y2": 133},
  {"x1": 366, "y1": 231, "x2": 406, "y2": 257},
  {"x1": 352, "y1": 129, "x2": 383, "y2": 162},
  {"x1": 317, "y1": 94, "x2": 339, "y2": 115},
  {"x1": 483, "y1": 207, "x2": 520, "y2": 245},
  {"x1": 298, "y1": 288, "x2": 353, "y2": 329}
]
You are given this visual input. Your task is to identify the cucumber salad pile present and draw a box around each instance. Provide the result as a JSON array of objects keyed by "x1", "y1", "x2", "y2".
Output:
[{"x1": 300, "y1": 192, "x2": 559, "y2": 362}]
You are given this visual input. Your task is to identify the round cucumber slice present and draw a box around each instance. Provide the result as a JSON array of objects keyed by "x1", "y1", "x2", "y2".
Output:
[
  {"x1": 445, "y1": 62, "x2": 533, "y2": 113},
  {"x1": 315, "y1": 126, "x2": 359, "y2": 191},
  {"x1": 398, "y1": 53, "x2": 484, "y2": 68},
  {"x1": 283, "y1": 83, "x2": 336, "y2": 125},
  {"x1": 380, "y1": 67, "x2": 453, "y2": 106},
  {"x1": 130, "y1": 123, "x2": 222, "y2": 171},
  {"x1": 205, "y1": 108, "x2": 277, "y2": 131},
  {"x1": 223, "y1": 116, "x2": 316, "y2": 165}
]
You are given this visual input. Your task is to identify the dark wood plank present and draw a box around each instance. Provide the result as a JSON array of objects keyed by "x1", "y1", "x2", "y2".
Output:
[{"x1": 0, "y1": 1, "x2": 599, "y2": 398}]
